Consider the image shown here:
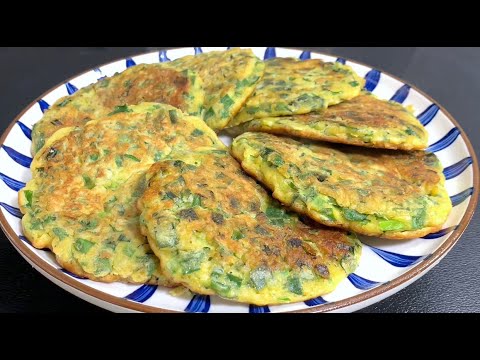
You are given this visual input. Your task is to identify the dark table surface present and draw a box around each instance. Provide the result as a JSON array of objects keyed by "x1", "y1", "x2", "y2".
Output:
[{"x1": 0, "y1": 47, "x2": 478, "y2": 313}]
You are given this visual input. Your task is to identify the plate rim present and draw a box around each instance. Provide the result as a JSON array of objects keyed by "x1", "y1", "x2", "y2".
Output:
[{"x1": 0, "y1": 47, "x2": 478, "y2": 313}]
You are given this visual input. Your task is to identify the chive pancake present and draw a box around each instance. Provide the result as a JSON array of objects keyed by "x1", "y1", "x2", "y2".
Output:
[
  {"x1": 19, "y1": 103, "x2": 224, "y2": 284},
  {"x1": 228, "y1": 57, "x2": 364, "y2": 128},
  {"x1": 231, "y1": 132, "x2": 451, "y2": 240},
  {"x1": 165, "y1": 48, "x2": 265, "y2": 131},
  {"x1": 227, "y1": 92, "x2": 428, "y2": 150},
  {"x1": 31, "y1": 64, "x2": 204, "y2": 154},
  {"x1": 138, "y1": 148, "x2": 361, "y2": 305}
]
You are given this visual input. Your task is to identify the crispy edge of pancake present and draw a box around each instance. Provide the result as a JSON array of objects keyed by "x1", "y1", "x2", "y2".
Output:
[
  {"x1": 203, "y1": 56, "x2": 265, "y2": 131},
  {"x1": 20, "y1": 126, "x2": 77, "y2": 248}
]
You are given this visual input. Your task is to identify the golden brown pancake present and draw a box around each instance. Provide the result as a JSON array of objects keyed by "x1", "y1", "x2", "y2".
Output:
[
  {"x1": 31, "y1": 64, "x2": 204, "y2": 154},
  {"x1": 165, "y1": 48, "x2": 265, "y2": 131},
  {"x1": 138, "y1": 148, "x2": 361, "y2": 305},
  {"x1": 228, "y1": 57, "x2": 364, "y2": 127},
  {"x1": 19, "y1": 103, "x2": 224, "y2": 284},
  {"x1": 231, "y1": 132, "x2": 452, "y2": 239},
  {"x1": 227, "y1": 92, "x2": 428, "y2": 150}
]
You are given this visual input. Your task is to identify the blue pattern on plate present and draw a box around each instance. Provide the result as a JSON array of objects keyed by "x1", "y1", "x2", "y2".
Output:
[
  {"x1": 2, "y1": 146, "x2": 32, "y2": 168},
  {"x1": 60, "y1": 268, "x2": 87, "y2": 279},
  {"x1": 21, "y1": 235, "x2": 52, "y2": 253},
  {"x1": 17, "y1": 121, "x2": 32, "y2": 140},
  {"x1": 159, "y1": 50, "x2": 170, "y2": 62},
  {"x1": 194, "y1": 47, "x2": 203, "y2": 55},
  {"x1": 0, "y1": 172, "x2": 25, "y2": 191},
  {"x1": 249, "y1": 305, "x2": 271, "y2": 313},
  {"x1": 299, "y1": 51, "x2": 311, "y2": 60},
  {"x1": 422, "y1": 226, "x2": 458, "y2": 239},
  {"x1": 450, "y1": 187, "x2": 474, "y2": 207},
  {"x1": 20, "y1": 235, "x2": 51, "y2": 253},
  {"x1": 126, "y1": 58, "x2": 136, "y2": 68},
  {"x1": 38, "y1": 99, "x2": 50, "y2": 113},
  {"x1": 93, "y1": 68, "x2": 106, "y2": 80},
  {"x1": 0, "y1": 202, "x2": 22, "y2": 218},
  {"x1": 125, "y1": 285, "x2": 158, "y2": 303},
  {"x1": 185, "y1": 294, "x2": 210, "y2": 313},
  {"x1": 19, "y1": 235, "x2": 31, "y2": 245},
  {"x1": 264, "y1": 47, "x2": 276, "y2": 60},
  {"x1": 368, "y1": 246, "x2": 423, "y2": 267},
  {"x1": 336, "y1": 57, "x2": 346, "y2": 64},
  {"x1": 417, "y1": 104, "x2": 439, "y2": 126},
  {"x1": 304, "y1": 296, "x2": 328, "y2": 306},
  {"x1": 348, "y1": 273, "x2": 380, "y2": 290},
  {"x1": 390, "y1": 84, "x2": 410, "y2": 104},
  {"x1": 364, "y1": 69, "x2": 381, "y2": 92},
  {"x1": 427, "y1": 128, "x2": 460, "y2": 152},
  {"x1": 19, "y1": 234, "x2": 51, "y2": 251},
  {"x1": 65, "y1": 82, "x2": 78, "y2": 95},
  {"x1": 444, "y1": 157, "x2": 473, "y2": 180}
]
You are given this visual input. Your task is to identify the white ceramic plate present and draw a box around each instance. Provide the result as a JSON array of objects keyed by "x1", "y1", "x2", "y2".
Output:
[{"x1": 0, "y1": 47, "x2": 478, "y2": 313}]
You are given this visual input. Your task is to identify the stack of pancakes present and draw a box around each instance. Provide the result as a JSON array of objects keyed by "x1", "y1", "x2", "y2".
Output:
[{"x1": 18, "y1": 48, "x2": 451, "y2": 305}]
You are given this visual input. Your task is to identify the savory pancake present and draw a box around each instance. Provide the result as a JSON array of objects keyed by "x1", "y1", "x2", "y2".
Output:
[
  {"x1": 138, "y1": 149, "x2": 361, "y2": 305},
  {"x1": 165, "y1": 48, "x2": 264, "y2": 131},
  {"x1": 227, "y1": 92, "x2": 428, "y2": 150},
  {"x1": 19, "y1": 103, "x2": 224, "y2": 284},
  {"x1": 228, "y1": 57, "x2": 364, "y2": 128},
  {"x1": 31, "y1": 64, "x2": 204, "y2": 154},
  {"x1": 231, "y1": 132, "x2": 452, "y2": 239}
]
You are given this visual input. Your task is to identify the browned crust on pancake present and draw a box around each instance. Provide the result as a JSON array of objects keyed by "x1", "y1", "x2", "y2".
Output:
[{"x1": 99, "y1": 68, "x2": 192, "y2": 110}]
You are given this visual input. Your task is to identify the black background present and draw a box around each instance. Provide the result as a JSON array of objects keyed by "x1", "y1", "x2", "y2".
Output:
[{"x1": 0, "y1": 47, "x2": 478, "y2": 313}]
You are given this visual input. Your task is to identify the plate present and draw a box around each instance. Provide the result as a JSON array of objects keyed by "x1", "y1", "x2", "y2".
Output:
[{"x1": 0, "y1": 47, "x2": 478, "y2": 313}]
